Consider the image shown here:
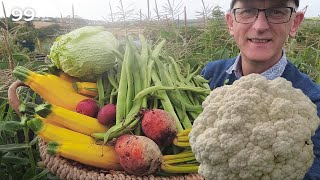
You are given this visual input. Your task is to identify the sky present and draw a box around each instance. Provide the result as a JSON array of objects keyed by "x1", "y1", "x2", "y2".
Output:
[{"x1": 1, "y1": 0, "x2": 319, "y2": 21}]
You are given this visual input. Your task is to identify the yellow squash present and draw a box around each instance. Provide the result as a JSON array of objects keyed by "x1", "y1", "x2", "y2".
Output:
[
  {"x1": 27, "y1": 117, "x2": 96, "y2": 144},
  {"x1": 47, "y1": 141, "x2": 123, "y2": 170},
  {"x1": 34, "y1": 114, "x2": 64, "y2": 128},
  {"x1": 12, "y1": 66, "x2": 90, "y2": 111},
  {"x1": 57, "y1": 71, "x2": 79, "y2": 83},
  {"x1": 47, "y1": 64, "x2": 79, "y2": 83},
  {"x1": 35, "y1": 103, "x2": 108, "y2": 136},
  {"x1": 73, "y1": 82, "x2": 98, "y2": 97}
]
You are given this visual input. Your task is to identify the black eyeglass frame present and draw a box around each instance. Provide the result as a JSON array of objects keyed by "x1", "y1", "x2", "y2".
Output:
[{"x1": 232, "y1": 7, "x2": 297, "y2": 24}]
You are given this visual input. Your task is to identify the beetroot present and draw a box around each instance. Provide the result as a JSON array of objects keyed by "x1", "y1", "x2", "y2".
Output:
[
  {"x1": 115, "y1": 134, "x2": 162, "y2": 175},
  {"x1": 141, "y1": 109, "x2": 178, "y2": 147},
  {"x1": 97, "y1": 104, "x2": 116, "y2": 126},
  {"x1": 75, "y1": 99, "x2": 99, "y2": 117}
]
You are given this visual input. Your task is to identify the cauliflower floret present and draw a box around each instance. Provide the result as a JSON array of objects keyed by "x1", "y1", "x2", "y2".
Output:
[{"x1": 189, "y1": 74, "x2": 320, "y2": 180}]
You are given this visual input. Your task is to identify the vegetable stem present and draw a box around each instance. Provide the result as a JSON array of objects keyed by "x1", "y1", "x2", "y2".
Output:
[
  {"x1": 97, "y1": 75, "x2": 105, "y2": 108},
  {"x1": 161, "y1": 163, "x2": 198, "y2": 174},
  {"x1": 23, "y1": 127, "x2": 36, "y2": 176},
  {"x1": 163, "y1": 151, "x2": 195, "y2": 161},
  {"x1": 116, "y1": 45, "x2": 129, "y2": 124},
  {"x1": 173, "y1": 138, "x2": 190, "y2": 147}
]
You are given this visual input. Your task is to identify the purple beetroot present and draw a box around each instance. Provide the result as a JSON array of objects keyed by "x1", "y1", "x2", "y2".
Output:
[
  {"x1": 141, "y1": 109, "x2": 178, "y2": 147},
  {"x1": 75, "y1": 99, "x2": 99, "y2": 117},
  {"x1": 97, "y1": 104, "x2": 116, "y2": 126}
]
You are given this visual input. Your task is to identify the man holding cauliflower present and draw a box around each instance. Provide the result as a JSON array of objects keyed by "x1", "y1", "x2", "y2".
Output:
[{"x1": 191, "y1": 0, "x2": 320, "y2": 179}]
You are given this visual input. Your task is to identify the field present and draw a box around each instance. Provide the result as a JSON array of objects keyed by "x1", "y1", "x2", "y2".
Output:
[{"x1": 0, "y1": 15, "x2": 320, "y2": 179}]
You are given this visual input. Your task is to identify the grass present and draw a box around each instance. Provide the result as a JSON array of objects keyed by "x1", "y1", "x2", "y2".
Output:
[
  {"x1": 0, "y1": 98, "x2": 53, "y2": 180},
  {"x1": 286, "y1": 18, "x2": 320, "y2": 83}
]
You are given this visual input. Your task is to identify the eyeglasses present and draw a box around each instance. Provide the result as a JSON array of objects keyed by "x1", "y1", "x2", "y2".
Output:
[{"x1": 232, "y1": 7, "x2": 296, "y2": 24}]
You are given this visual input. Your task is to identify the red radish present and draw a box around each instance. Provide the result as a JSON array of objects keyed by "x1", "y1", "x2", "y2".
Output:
[
  {"x1": 75, "y1": 99, "x2": 99, "y2": 117},
  {"x1": 97, "y1": 104, "x2": 116, "y2": 126},
  {"x1": 141, "y1": 109, "x2": 178, "y2": 147},
  {"x1": 115, "y1": 134, "x2": 162, "y2": 175}
]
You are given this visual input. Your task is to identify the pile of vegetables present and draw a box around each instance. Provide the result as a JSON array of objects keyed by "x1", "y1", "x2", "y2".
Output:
[
  {"x1": 91, "y1": 35, "x2": 210, "y2": 143},
  {"x1": 10, "y1": 26, "x2": 209, "y2": 176}
]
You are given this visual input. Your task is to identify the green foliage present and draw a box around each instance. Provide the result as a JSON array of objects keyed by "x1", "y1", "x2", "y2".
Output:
[
  {"x1": 189, "y1": 19, "x2": 239, "y2": 64},
  {"x1": 143, "y1": 18, "x2": 239, "y2": 74},
  {"x1": 34, "y1": 23, "x2": 62, "y2": 55},
  {"x1": 286, "y1": 19, "x2": 320, "y2": 83},
  {"x1": 0, "y1": 17, "x2": 19, "y2": 30},
  {"x1": 211, "y1": 6, "x2": 225, "y2": 19},
  {"x1": 0, "y1": 18, "x2": 61, "y2": 66},
  {"x1": 16, "y1": 21, "x2": 37, "y2": 44},
  {"x1": 0, "y1": 18, "x2": 34, "y2": 69},
  {"x1": 0, "y1": 97, "x2": 58, "y2": 180},
  {"x1": 36, "y1": 23, "x2": 61, "y2": 41}
]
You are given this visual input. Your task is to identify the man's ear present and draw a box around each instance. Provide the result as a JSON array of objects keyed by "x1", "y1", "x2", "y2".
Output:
[
  {"x1": 289, "y1": 12, "x2": 304, "y2": 37},
  {"x1": 226, "y1": 12, "x2": 234, "y2": 36}
]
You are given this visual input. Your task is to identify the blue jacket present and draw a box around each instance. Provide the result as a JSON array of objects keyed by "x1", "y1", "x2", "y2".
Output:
[{"x1": 201, "y1": 57, "x2": 320, "y2": 180}]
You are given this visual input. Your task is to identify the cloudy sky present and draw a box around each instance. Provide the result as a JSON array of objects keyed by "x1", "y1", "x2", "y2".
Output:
[{"x1": 1, "y1": 0, "x2": 319, "y2": 21}]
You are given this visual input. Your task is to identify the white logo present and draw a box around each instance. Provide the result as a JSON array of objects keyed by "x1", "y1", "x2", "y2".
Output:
[{"x1": 11, "y1": 8, "x2": 35, "y2": 22}]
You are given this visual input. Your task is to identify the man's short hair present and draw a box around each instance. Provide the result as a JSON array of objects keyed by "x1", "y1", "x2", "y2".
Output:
[{"x1": 230, "y1": 0, "x2": 300, "y2": 9}]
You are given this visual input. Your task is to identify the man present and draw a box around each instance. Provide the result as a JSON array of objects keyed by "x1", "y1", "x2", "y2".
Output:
[{"x1": 201, "y1": 0, "x2": 320, "y2": 179}]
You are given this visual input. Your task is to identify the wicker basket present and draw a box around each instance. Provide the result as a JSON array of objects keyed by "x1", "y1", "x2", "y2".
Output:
[{"x1": 9, "y1": 81, "x2": 204, "y2": 180}]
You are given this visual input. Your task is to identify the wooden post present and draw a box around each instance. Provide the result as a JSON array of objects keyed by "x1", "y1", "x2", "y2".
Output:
[
  {"x1": 184, "y1": 6, "x2": 187, "y2": 27},
  {"x1": 72, "y1": 4, "x2": 74, "y2": 19},
  {"x1": 201, "y1": 0, "x2": 206, "y2": 26},
  {"x1": 184, "y1": 6, "x2": 187, "y2": 40},
  {"x1": 154, "y1": 0, "x2": 160, "y2": 21},
  {"x1": 147, "y1": 0, "x2": 150, "y2": 21},
  {"x1": 1, "y1": 1, "x2": 15, "y2": 70},
  {"x1": 166, "y1": 15, "x2": 169, "y2": 26},
  {"x1": 1, "y1": 1, "x2": 8, "y2": 27},
  {"x1": 139, "y1": 9, "x2": 142, "y2": 34},
  {"x1": 109, "y1": 1, "x2": 114, "y2": 23}
]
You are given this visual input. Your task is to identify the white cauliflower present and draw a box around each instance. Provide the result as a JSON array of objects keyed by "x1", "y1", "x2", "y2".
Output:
[{"x1": 189, "y1": 74, "x2": 320, "y2": 180}]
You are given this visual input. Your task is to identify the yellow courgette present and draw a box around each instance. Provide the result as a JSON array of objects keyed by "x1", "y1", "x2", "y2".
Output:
[
  {"x1": 35, "y1": 103, "x2": 108, "y2": 135},
  {"x1": 27, "y1": 117, "x2": 96, "y2": 144},
  {"x1": 34, "y1": 114, "x2": 65, "y2": 128},
  {"x1": 12, "y1": 66, "x2": 89, "y2": 111},
  {"x1": 73, "y1": 82, "x2": 98, "y2": 97},
  {"x1": 57, "y1": 71, "x2": 79, "y2": 83},
  {"x1": 47, "y1": 141, "x2": 122, "y2": 170},
  {"x1": 34, "y1": 114, "x2": 64, "y2": 128},
  {"x1": 47, "y1": 64, "x2": 79, "y2": 83}
]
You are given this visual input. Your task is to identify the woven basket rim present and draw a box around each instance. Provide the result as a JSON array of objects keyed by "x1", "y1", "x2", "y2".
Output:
[{"x1": 38, "y1": 138, "x2": 203, "y2": 180}]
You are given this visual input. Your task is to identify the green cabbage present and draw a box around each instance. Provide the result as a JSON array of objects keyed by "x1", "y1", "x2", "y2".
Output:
[{"x1": 48, "y1": 26, "x2": 119, "y2": 81}]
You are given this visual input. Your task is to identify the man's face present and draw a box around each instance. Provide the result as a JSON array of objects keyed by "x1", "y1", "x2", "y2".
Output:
[{"x1": 226, "y1": 0, "x2": 304, "y2": 63}]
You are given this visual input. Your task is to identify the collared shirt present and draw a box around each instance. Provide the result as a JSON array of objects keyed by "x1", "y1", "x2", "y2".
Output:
[{"x1": 226, "y1": 51, "x2": 288, "y2": 80}]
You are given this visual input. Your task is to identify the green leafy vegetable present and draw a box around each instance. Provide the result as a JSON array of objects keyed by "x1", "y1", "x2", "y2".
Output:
[{"x1": 48, "y1": 26, "x2": 119, "y2": 81}]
